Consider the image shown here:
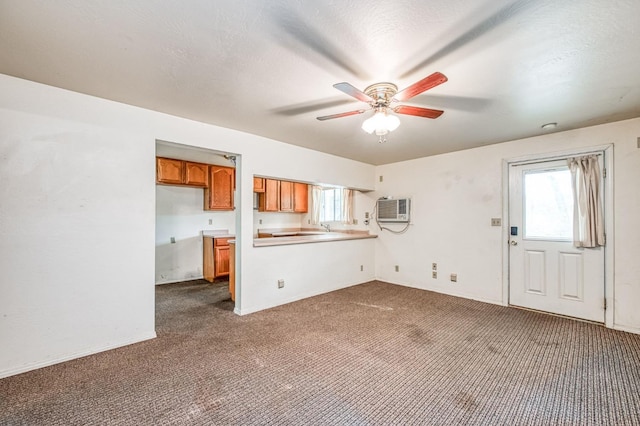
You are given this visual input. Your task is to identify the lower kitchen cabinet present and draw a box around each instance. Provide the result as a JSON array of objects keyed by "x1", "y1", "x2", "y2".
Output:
[{"x1": 203, "y1": 236, "x2": 231, "y2": 281}]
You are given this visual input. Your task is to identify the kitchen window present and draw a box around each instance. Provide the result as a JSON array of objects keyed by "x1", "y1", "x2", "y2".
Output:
[{"x1": 313, "y1": 186, "x2": 354, "y2": 224}]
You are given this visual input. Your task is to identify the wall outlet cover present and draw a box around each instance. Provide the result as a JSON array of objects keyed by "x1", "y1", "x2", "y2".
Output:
[{"x1": 450, "y1": 273, "x2": 457, "y2": 282}]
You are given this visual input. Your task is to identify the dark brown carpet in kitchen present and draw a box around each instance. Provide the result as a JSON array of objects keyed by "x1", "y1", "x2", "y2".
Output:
[{"x1": 2, "y1": 280, "x2": 640, "y2": 425}]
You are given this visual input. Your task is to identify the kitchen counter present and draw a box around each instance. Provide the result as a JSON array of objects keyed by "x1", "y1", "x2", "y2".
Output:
[
  {"x1": 202, "y1": 229, "x2": 235, "y2": 239},
  {"x1": 254, "y1": 228, "x2": 377, "y2": 247}
]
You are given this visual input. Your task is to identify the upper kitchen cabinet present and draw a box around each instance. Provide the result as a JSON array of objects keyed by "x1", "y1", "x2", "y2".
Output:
[
  {"x1": 204, "y1": 166, "x2": 235, "y2": 210},
  {"x1": 253, "y1": 177, "x2": 265, "y2": 193},
  {"x1": 184, "y1": 162, "x2": 209, "y2": 186},
  {"x1": 293, "y1": 182, "x2": 308, "y2": 213},
  {"x1": 259, "y1": 179, "x2": 280, "y2": 212},
  {"x1": 257, "y1": 178, "x2": 308, "y2": 213},
  {"x1": 280, "y1": 180, "x2": 294, "y2": 212},
  {"x1": 156, "y1": 157, "x2": 208, "y2": 187}
]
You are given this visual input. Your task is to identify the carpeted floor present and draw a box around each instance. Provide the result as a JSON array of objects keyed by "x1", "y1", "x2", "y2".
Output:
[{"x1": 1, "y1": 280, "x2": 640, "y2": 425}]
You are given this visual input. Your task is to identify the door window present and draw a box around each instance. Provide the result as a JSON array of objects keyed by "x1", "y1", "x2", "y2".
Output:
[{"x1": 523, "y1": 168, "x2": 573, "y2": 240}]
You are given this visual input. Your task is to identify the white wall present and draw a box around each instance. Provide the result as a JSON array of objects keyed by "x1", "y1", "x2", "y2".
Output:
[
  {"x1": 253, "y1": 211, "x2": 304, "y2": 235},
  {"x1": 0, "y1": 74, "x2": 376, "y2": 378},
  {"x1": 373, "y1": 118, "x2": 640, "y2": 333},
  {"x1": 155, "y1": 185, "x2": 235, "y2": 284}
]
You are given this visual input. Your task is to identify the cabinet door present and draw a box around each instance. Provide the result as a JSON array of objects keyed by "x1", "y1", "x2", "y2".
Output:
[
  {"x1": 205, "y1": 166, "x2": 235, "y2": 210},
  {"x1": 156, "y1": 157, "x2": 184, "y2": 184},
  {"x1": 259, "y1": 179, "x2": 280, "y2": 212},
  {"x1": 214, "y1": 246, "x2": 230, "y2": 278},
  {"x1": 293, "y1": 183, "x2": 308, "y2": 213},
  {"x1": 184, "y1": 162, "x2": 209, "y2": 187},
  {"x1": 253, "y1": 177, "x2": 265, "y2": 193},
  {"x1": 280, "y1": 180, "x2": 294, "y2": 212}
]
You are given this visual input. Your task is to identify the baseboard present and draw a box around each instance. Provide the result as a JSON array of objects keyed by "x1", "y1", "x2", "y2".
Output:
[
  {"x1": 155, "y1": 275, "x2": 204, "y2": 285},
  {"x1": 0, "y1": 331, "x2": 157, "y2": 379},
  {"x1": 380, "y1": 279, "x2": 503, "y2": 307},
  {"x1": 235, "y1": 279, "x2": 370, "y2": 315},
  {"x1": 613, "y1": 323, "x2": 640, "y2": 336}
]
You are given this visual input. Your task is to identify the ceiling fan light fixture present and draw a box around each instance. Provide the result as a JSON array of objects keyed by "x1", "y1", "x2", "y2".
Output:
[{"x1": 362, "y1": 109, "x2": 400, "y2": 135}]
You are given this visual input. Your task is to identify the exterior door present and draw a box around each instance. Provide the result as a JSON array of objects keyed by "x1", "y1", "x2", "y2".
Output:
[{"x1": 508, "y1": 158, "x2": 605, "y2": 322}]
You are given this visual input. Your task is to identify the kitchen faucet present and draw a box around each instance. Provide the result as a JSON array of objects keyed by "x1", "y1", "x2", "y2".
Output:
[{"x1": 320, "y1": 223, "x2": 331, "y2": 232}]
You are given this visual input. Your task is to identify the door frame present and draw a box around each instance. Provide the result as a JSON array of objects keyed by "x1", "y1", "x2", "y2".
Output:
[{"x1": 501, "y1": 144, "x2": 614, "y2": 327}]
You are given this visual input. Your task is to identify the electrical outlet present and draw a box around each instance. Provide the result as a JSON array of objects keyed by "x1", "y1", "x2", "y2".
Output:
[
  {"x1": 259, "y1": 219, "x2": 263, "y2": 224},
  {"x1": 365, "y1": 212, "x2": 370, "y2": 219},
  {"x1": 379, "y1": 175, "x2": 384, "y2": 182},
  {"x1": 170, "y1": 237, "x2": 176, "y2": 244},
  {"x1": 450, "y1": 273, "x2": 457, "y2": 282},
  {"x1": 208, "y1": 219, "x2": 213, "y2": 225},
  {"x1": 432, "y1": 271, "x2": 437, "y2": 279},
  {"x1": 353, "y1": 219, "x2": 358, "y2": 225},
  {"x1": 278, "y1": 279, "x2": 284, "y2": 289},
  {"x1": 432, "y1": 263, "x2": 437, "y2": 270},
  {"x1": 395, "y1": 265, "x2": 399, "y2": 272},
  {"x1": 360, "y1": 265, "x2": 364, "y2": 271},
  {"x1": 491, "y1": 218, "x2": 501, "y2": 226}
]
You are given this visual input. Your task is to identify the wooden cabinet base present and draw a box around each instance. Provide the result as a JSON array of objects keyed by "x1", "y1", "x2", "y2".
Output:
[
  {"x1": 203, "y1": 236, "x2": 230, "y2": 282},
  {"x1": 229, "y1": 242, "x2": 235, "y2": 301}
]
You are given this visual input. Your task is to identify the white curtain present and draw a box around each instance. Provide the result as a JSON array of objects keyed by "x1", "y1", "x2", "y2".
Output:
[
  {"x1": 567, "y1": 155, "x2": 605, "y2": 248},
  {"x1": 311, "y1": 185, "x2": 323, "y2": 225},
  {"x1": 341, "y1": 188, "x2": 354, "y2": 224}
]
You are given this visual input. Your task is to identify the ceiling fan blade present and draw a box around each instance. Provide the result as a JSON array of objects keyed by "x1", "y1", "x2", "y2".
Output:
[
  {"x1": 394, "y1": 72, "x2": 448, "y2": 102},
  {"x1": 333, "y1": 82, "x2": 373, "y2": 103},
  {"x1": 316, "y1": 109, "x2": 367, "y2": 121},
  {"x1": 394, "y1": 105, "x2": 444, "y2": 119}
]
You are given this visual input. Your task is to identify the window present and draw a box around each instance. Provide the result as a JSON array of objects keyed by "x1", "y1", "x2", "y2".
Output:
[
  {"x1": 320, "y1": 188, "x2": 343, "y2": 222},
  {"x1": 524, "y1": 167, "x2": 573, "y2": 240}
]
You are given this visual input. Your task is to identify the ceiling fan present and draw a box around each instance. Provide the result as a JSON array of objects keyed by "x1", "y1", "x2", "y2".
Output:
[{"x1": 317, "y1": 72, "x2": 448, "y2": 142}]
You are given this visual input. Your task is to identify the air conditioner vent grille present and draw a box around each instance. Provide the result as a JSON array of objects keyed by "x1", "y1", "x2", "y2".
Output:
[{"x1": 377, "y1": 198, "x2": 411, "y2": 222}]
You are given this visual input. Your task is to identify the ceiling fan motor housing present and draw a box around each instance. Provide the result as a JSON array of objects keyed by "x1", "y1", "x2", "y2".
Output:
[{"x1": 363, "y1": 82, "x2": 398, "y2": 108}]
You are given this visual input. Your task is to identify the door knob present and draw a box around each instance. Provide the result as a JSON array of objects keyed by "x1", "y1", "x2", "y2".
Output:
[{"x1": 510, "y1": 240, "x2": 518, "y2": 246}]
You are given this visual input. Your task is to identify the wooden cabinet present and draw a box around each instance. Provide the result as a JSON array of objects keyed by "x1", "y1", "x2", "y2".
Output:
[
  {"x1": 204, "y1": 166, "x2": 235, "y2": 210},
  {"x1": 156, "y1": 157, "x2": 208, "y2": 187},
  {"x1": 229, "y1": 241, "x2": 235, "y2": 302},
  {"x1": 258, "y1": 179, "x2": 308, "y2": 213},
  {"x1": 259, "y1": 179, "x2": 280, "y2": 212},
  {"x1": 214, "y1": 237, "x2": 230, "y2": 278},
  {"x1": 280, "y1": 180, "x2": 294, "y2": 212},
  {"x1": 184, "y1": 162, "x2": 208, "y2": 186},
  {"x1": 253, "y1": 177, "x2": 265, "y2": 193},
  {"x1": 156, "y1": 157, "x2": 184, "y2": 185},
  {"x1": 294, "y1": 182, "x2": 308, "y2": 213},
  {"x1": 203, "y1": 236, "x2": 232, "y2": 281}
]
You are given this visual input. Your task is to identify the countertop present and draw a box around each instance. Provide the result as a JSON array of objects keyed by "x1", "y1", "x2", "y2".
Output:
[
  {"x1": 253, "y1": 228, "x2": 377, "y2": 247},
  {"x1": 202, "y1": 229, "x2": 235, "y2": 239}
]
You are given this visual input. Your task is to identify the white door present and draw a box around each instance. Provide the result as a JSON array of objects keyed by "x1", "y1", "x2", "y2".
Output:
[{"x1": 508, "y1": 158, "x2": 605, "y2": 322}]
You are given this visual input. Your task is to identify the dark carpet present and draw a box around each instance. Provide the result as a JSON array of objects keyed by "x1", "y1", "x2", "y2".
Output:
[{"x1": 1, "y1": 280, "x2": 640, "y2": 425}]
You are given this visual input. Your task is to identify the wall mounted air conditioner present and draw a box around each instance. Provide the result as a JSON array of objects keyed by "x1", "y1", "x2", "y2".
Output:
[{"x1": 377, "y1": 198, "x2": 411, "y2": 223}]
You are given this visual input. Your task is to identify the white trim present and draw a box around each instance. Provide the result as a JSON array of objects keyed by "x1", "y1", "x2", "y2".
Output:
[
  {"x1": 0, "y1": 332, "x2": 157, "y2": 379},
  {"x1": 613, "y1": 324, "x2": 640, "y2": 336},
  {"x1": 603, "y1": 145, "x2": 614, "y2": 328},
  {"x1": 385, "y1": 280, "x2": 504, "y2": 307},
  {"x1": 155, "y1": 276, "x2": 205, "y2": 285},
  {"x1": 235, "y1": 279, "x2": 368, "y2": 315},
  {"x1": 502, "y1": 145, "x2": 614, "y2": 327}
]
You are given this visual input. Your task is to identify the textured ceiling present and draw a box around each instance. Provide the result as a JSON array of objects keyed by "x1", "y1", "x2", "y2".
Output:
[{"x1": 1, "y1": 0, "x2": 640, "y2": 165}]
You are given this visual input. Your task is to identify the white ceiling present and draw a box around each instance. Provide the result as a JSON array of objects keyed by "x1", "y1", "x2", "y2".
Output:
[{"x1": 2, "y1": 0, "x2": 640, "y2": 165}]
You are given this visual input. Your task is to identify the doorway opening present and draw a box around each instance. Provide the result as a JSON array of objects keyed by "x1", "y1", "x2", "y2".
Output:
[{"x1": 154, "y1": 140, "x2": 241, "y2": 331}]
